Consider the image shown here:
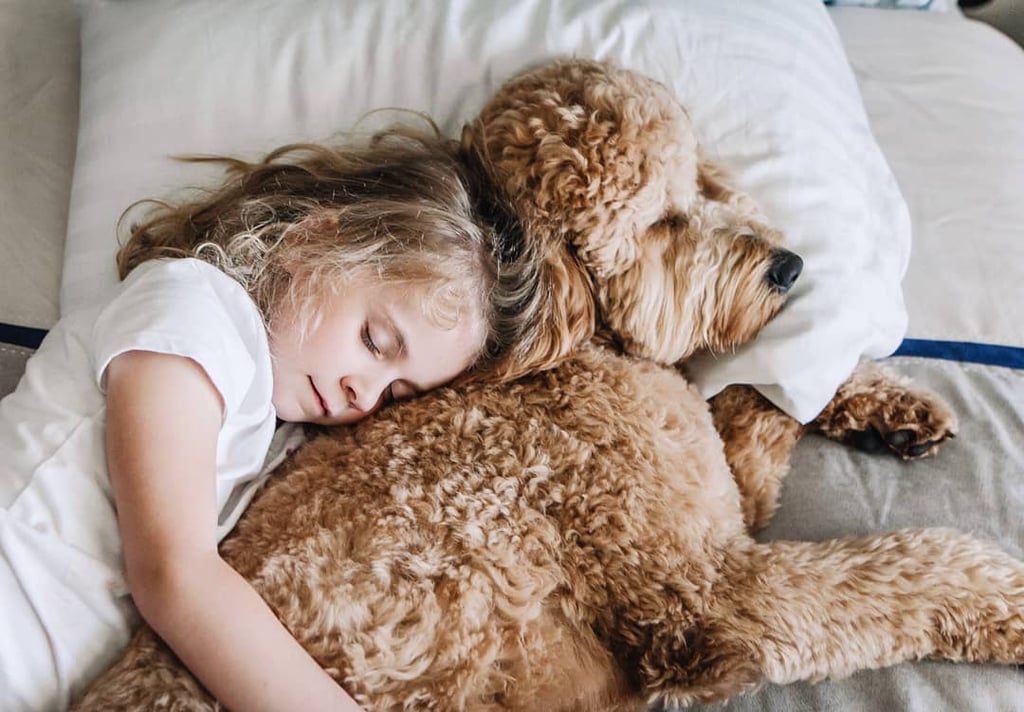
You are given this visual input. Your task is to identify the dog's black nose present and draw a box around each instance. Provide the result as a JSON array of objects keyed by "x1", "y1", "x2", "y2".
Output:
[{"x1": 767, "y1": 249, "x2": 803, "y2": 293}]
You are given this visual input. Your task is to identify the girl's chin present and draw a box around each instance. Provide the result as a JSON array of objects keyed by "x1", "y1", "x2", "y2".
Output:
[
  {"x1": 270, "y1": 397, "x2": 309, "y2": 424},
  {"x1": 325, "y1": 410, "x2": 370, "y2": 426}
]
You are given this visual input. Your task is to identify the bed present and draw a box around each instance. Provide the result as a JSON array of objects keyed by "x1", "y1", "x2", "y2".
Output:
[{"x1": 1, "y1": 1, "x2": 1021, "y2": 710}]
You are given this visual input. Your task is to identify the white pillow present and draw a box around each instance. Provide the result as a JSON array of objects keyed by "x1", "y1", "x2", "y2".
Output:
[{"x1": 65, "y1": 0, "x2": 910, "y2": 423}]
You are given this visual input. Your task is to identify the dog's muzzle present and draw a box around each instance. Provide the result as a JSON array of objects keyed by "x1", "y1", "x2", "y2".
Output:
[{"x1": 767, "y1": 249, "x2": 803, "y2": 293}]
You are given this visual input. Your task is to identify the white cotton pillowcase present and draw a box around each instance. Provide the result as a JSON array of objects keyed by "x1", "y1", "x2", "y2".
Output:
[{"x1": 65, "y1": 0, "x2": 910, "y2": 424}]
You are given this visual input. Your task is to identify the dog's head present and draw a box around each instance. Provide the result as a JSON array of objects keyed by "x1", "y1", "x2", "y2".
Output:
[{"x1": 464, "y1": 59, "x2": 801, "y2": 378}]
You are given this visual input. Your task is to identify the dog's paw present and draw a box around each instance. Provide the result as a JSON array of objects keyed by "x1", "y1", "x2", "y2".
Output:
[
  {"x1": 844, "y1": 418, "x2": 954, "y2": 460},
  {"x1": 814, "y1": 364, "x2": 958, "y2": 460}
]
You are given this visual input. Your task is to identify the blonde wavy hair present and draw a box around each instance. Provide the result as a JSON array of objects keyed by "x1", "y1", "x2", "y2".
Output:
[{"x1": 116, "y1": 126, "x2": 539, "y2": 373}]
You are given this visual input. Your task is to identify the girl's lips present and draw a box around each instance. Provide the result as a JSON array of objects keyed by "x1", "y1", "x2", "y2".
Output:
[{"x1": 308, "y1": 376, "x2": 329, "y2": 417}]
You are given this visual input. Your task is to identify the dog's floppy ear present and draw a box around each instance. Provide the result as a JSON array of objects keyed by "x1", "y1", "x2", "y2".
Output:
[
  {"x1": 501, "y1": 249, "x2": 598, "y2": 380},
  {"x1": 467, "y1": 60, "x2": 703, "y2": 282},
  {"x1": 460, "y1": 57, "x2": 710, "y2": 376},
  {"x1": 461, "y1": 123, "x2": 599, "y2": 379},
  {"x1": 464, "y1": 103, "x2": 645, "y2": 281}
]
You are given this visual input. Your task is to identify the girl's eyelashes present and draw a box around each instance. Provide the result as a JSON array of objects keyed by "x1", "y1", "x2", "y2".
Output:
[{"x1": 361, "y1": 323, "x2": 381, "y2": 356}]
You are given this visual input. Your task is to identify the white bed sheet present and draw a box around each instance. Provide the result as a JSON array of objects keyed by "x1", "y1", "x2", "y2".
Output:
[
  {"x1": 831, "y1": 7, "x2": 1024, "y2": 352},
  {"x1": 0, "y1": 0, "x2": 78, "y2": 332}
]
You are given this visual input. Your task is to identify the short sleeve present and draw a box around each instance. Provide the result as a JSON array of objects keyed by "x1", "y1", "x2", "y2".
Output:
[{"x1": 91, "y1": 259, "x2": 267, "y2": 416}]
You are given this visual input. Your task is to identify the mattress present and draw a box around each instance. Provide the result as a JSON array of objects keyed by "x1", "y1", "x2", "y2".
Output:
[
  {"x1": 838, "y1": 8, "x2": 1024, "y2": 358},
  {"x1": 0, "y1": 0, "x2": 78, "y2": 396},
  {"x1": 0, "y1": 0, "x2": 77, "y2": 333}
]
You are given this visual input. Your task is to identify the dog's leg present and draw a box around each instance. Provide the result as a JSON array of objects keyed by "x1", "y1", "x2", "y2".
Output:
[
  {"x1": 812, "y1": 360, "x2": 958, "y2": 459},
  {"x1": 648, "y1": 528, "x2": 1024, "y2": 707},
  {"x1": 709, "y1": 384, "x2": 804, "y2": 532},
  {"x1": 655, "y1": 529, "x2": 1024, "y2": 707},
  {"x1": 711, "y1": 362, "x2": 958, "y2": 532},
  {"x1": 71, "y1": 628, "x2": 216, "y2": 712}
]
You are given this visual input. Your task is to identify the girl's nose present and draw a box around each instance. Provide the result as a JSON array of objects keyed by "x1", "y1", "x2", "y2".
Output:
[{"x1": 342, "y1": 375, "x2": 384, "y2": 413}]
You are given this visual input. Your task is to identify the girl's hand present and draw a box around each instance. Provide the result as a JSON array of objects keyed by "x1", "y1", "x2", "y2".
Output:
[{"x1": 105, "y1": 350, "x2": 364, "y2": 711}]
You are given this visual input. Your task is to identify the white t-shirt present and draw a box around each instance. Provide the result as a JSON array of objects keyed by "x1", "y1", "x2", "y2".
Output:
[{"x1": 0, "y1": 257, "x2": 280, "y2": 711}]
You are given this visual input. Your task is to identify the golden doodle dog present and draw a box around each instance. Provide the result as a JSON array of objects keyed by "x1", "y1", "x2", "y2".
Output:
[
  {"x1": 464, "y1": 58, "x2": 957, "y2": 530},
  {"x1": 75, "y1": 60, "x2": 1018, "y2": 711}
]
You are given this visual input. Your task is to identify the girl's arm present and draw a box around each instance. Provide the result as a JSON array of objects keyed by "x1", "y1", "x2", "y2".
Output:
[{"x1": 104, "y1": 350, "x2": 363, "y2": 712}]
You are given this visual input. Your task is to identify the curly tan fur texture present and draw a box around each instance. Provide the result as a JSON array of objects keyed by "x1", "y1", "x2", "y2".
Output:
[{"x1": 73, "y1": 60, "x2": 988, "y2": 710}]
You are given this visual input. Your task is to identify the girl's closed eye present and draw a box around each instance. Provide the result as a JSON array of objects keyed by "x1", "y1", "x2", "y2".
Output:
[{"x1": 361, "y1": 323, "x2": 381, "y2": 356}]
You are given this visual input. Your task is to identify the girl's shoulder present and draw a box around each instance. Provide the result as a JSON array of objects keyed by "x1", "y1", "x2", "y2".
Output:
[
  {"x1": 123, "y1": 257, "x2": 245, "y2": 297},
  {"x1": 93, "y1": 257, "x2": 271, "y2": 413},
  {"x1": 115, "y1": 257, "x2": 261, "y2": 331}
]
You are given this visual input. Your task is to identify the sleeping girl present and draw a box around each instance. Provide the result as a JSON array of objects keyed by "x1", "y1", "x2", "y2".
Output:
[{"x1": 0, "y1": 127, "x2": 537, "y2": 711}]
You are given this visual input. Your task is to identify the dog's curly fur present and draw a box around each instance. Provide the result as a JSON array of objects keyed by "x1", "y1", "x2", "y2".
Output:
[
  {"x1": 74, "y1": 60, "x2": 1011, "y2": 711},
  {"x1": 466, "y1": 59, "x2": 793, "y2": 373},
  {"x1": 461, "y1": 59, "x2": 956, "y2": 530}
]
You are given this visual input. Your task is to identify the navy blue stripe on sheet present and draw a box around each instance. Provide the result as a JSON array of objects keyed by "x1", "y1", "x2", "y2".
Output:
[
  {"x1": 895, "y1": 339, "x2": 1024, "y2": 370},
  {"x1": 4, "y1": 326, "x2": 1022, "y2": 370},
  {"x1": 0, "y1": 322, "x2": 48, "y2": 350}
]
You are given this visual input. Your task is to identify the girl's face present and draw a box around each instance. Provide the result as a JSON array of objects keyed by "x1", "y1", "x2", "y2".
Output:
[{"x1": 269, "y1": 282, "x2": 484, "y2": 425}]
